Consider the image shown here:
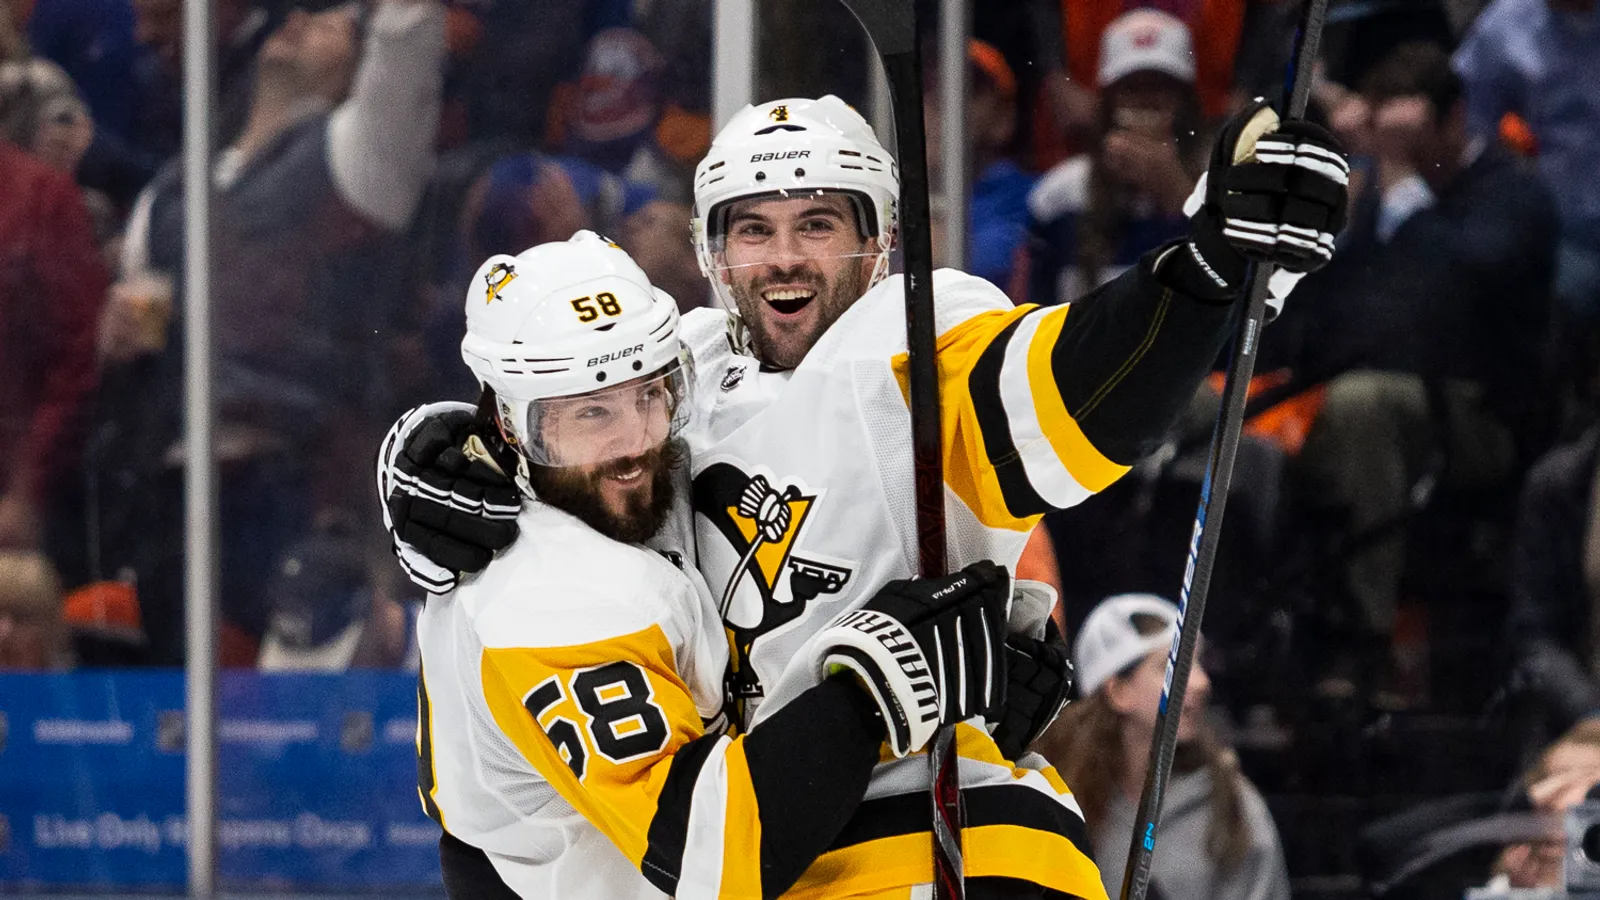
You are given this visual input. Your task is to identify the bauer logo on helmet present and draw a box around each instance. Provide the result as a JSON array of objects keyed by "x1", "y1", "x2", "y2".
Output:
[
  {"x1": 749, "y1": 150, "x2": 810, "y2": 163},
  {"x1": 587, "y1": 344, "x2": 644, "y2": 368}
]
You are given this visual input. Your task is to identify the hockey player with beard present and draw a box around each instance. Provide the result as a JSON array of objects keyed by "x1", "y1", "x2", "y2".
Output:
[
  {"x1": 384, "y1": 96, "x2": 1349, "y2": 898},
  {"x1": 408, "y1": 230, "x2": 1017, "y2": 900}
]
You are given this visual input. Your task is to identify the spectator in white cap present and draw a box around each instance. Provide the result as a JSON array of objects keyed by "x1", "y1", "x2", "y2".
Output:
[
  {"x1": 1024, "y1": 9, "x2": 1206, "y2": 306},
  {"x1": 1035, "y1": 592, "x2": 1291, "y2": 900}
]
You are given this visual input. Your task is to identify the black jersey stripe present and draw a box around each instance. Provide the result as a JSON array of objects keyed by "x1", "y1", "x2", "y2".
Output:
[
  {"x1": 824, "y1": 783, "x2": 1093, "y2": 856},
  {"x1": 968, "y1": 312, "x2": 1052, "y2": 519},
  {"x1": 639, "y1": 730, "x2": 725, "y2": 893}
]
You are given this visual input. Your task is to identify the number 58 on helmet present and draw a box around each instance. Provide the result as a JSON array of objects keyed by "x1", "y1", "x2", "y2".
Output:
[{"x1": 460, "y1": 231, "x2": 692, "y2": 470}]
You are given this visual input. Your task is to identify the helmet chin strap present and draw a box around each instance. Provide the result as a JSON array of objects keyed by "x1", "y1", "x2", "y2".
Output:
[
  {"x1": 466, "y1": 427, "x2": 537, "y2": 498},
  {"x1": 866, "y1": 243, "x2": 892, "y2": 291},
  {"x1": 461, "y1": 400, "x2": 533, "y2": 501}
]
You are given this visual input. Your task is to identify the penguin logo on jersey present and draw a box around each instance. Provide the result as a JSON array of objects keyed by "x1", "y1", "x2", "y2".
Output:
[{"x1": 693, "y1": 463, "x2": 855, "y2": 701}]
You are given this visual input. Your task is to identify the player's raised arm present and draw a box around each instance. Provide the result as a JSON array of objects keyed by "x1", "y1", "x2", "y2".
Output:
[{"x1": 919, "y1": 101, "x2": 1348, "y2": 529}]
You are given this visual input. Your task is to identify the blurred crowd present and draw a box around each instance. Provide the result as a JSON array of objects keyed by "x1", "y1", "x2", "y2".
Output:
[{"x1": 1, "y1": 0, "x2": 1599, "y2": 893}]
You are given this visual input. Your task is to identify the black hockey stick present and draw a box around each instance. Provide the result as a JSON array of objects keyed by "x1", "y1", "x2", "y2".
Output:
[
  {"x1": 1118, "y1": 2, "x2": 1329, "y2": 899},
  {"x1": 832, "y1": 1, "x2": 961, "y2": 898}
]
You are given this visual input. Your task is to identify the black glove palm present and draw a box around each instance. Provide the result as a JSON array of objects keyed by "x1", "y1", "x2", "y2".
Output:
[{"x1": 991, "y1": 620, "x2": 1074, "y2": 760}]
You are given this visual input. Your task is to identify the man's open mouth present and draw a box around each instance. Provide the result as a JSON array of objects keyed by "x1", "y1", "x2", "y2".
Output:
[{"x1": 762, "y1": 287, "x2": 817, "y2": 315}]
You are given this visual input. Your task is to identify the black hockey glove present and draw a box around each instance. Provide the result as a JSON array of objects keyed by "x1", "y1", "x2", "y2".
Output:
[
  {"x1": 379, "y1": 403, "x2": 521, "y2": 594},
  {"x1": 1165, "y1": 98, "x2": 1349, "y2": 307},
  {"x1": 811, "y1": 560, "x2": 1012, "y2": 758},
  {"x1": 991, "y1": 619, "x2": 1074, "y2": 761}
]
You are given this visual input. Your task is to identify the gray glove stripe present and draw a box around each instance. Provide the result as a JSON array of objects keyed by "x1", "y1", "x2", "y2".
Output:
[
  {"x1": 1279, "y1": 223, "x2": 1323, "y2": 242},
  {"x1": 1224, "y1": 224, "x2": 1280, "y2": 247},
  {"x1": 1293, "y1": 153, "x2": 1350, "y2": 185},
  {"x1": 955, "y1": 625, "x2": 968, "y2": 718},
  {"x1": 1253, "y1": 146, "x2": 1298, "y2": 167},
  {"x1": 1281, "y1": 227, "x2": 1337, "y2": 259},
  {"x1": 1255, "y1": 140, "x2": 1350, "y2": 185},
  {"x1": 981, "y1": 622, "x2": 995, "y2": 713},
  {"x1": 1225, "y1": 219, "x2": 1280, "y2": 238},
  {"x1": 392, "y1": 469, "x2": 521, "y2": 520},
  {"x1": 1276, "y1": 232, "x2": 1324, "y2": 253},
  {"x1": 1255, "y1": 137, "x2": 1350, "y2": 171},
  {"x1": 394, "y1": 544, "x2": 458, "y2": 593},
  {"x1": 1291, "y1": 141, "x2": 1351, "y2": 173}
]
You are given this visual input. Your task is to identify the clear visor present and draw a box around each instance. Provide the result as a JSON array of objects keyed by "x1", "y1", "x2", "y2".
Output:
[
  {"x1": 703, "y1": 189, "x2": 890, "y2": 311},
  {"x1": 521, "y1": 360, "x2": 691, "y2": 469}
]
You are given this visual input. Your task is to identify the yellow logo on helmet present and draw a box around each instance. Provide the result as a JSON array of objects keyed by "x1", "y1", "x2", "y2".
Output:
[
  {"x1": 484, "y1": 262, "x2": 517, "y2": 304},
  {"x1": 769, "y1": 105, "x2": 789, "y2": 122}
]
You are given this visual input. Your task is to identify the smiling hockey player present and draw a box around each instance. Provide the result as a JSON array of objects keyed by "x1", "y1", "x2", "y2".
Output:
[
  {"x1": 386, "y1": 96, "x2": 1348, "y2": 898},
  {"x1": 409, "y1": 231, "x2": 1015, "y2": 900}
]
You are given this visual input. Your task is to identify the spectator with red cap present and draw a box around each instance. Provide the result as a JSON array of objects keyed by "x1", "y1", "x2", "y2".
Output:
[
  {"x1": 1035, "y1": 0, "x2": 1290, "y2": 168},
  {"x1": 1025, "y1": 10, "x2": 1204, "y2": 305}
]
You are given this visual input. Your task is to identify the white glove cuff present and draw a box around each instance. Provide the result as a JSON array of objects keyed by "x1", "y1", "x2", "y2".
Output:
[
  {"x1": 1183, "y1": 172, "x2": 1208, "y2": 218},
  {"x1": 377, "y1": 400, "x2": 479, "y2": 596},
  {"x1": 813, "y1": 609, "x2": 942, "y2": 757}
]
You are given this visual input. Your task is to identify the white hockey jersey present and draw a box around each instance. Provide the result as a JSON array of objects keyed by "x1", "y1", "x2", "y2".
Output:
[
  {"x1": 677, "y1": 269, "x2": 1119, "y2": 899},
  {"x1": 417, "y1": 500, "x2": 763, "y2": 900}
]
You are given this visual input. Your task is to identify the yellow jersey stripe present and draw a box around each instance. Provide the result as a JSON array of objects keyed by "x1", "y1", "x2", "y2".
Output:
[
  {"x1": 967, "y1": 823, "x2": 1108, "y2": 900},
  {"x1": 785, "y1": 832, "x2": 932, "y2": 900},
  {"x1": 784, "y1": 775, "x2": 1098, "y2": 899},
  {"x1": 415, "y1": 667, "x2": 446, "y2": 830},
  {"x1": 1000, "y1": 307, "x2": 1098, "y2": 508},
  {"x1": 478, "y1": 650, "x2": 652, "y2": 862},
  {"x1": 1024, "y1": 305, "x2": 1130, "y2": 494},
  {"x1": 891, "y1": 305, "x2": 1046, "y2": 532},
  {"x1": 720, "y1": 739, "x2": 764, "y2": 899}
]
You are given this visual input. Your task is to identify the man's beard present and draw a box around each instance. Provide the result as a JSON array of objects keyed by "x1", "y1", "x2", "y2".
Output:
[
  {"x1": 525, "y1": 440, "x2": 683, "y2": 544},
  {"x1": 730, "y1": 261, "x2": 865, "y2": 370}
]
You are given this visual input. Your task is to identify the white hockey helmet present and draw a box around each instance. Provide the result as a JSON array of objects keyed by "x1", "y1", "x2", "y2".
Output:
[
  {"x1": 692, "y1": 96, "x2": 900, "y2": 296},
  {"x1": 461, "y1": 231, "x2": 690, "y2": 469}
]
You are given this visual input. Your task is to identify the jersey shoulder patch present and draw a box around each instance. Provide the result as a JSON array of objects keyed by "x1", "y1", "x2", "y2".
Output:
[{"x1": 681, "y1": 305, "x2": 739, "y2": 397}]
